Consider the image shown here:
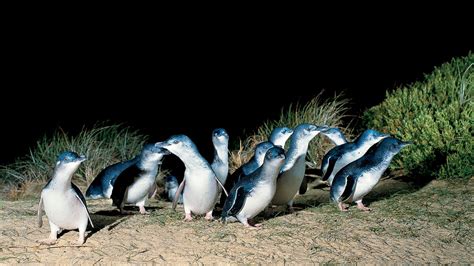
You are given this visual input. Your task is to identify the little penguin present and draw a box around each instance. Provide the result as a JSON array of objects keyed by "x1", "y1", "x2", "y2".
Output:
[
  {"x1": 321, "y1": 129, "x2": 389, "y2": 186},
  {"x1": 321, "y1": 127, "x2": 348, "y2": 146},
  {"x1": 299, "y1": 126, "x2": 349, "y2": 194},
  {"x1": 37, "y1": 151, "x2": 93, "y2": 245},
  {"x1": 164, "y1": 175, "x2": 183, "y2": 204},
  {"x1": 85, "y1": 155, "x2": 139, "y2": 199},
  {"x1": 330, "y1": 137, "x2": 411, "y2": 211},
  {"x1": 211, "y1": 128, "x2": 229, "y2": 185},
  {"x1": 156, "y1": 135, "x2": 227, "y2": 221},
  {"x1": 111, "y1": 143, "x2": 169, "y2": 214},
  {"x1": 271, "y1": 124, "x2": 326, "y2": 212},
  {"x1": 221, "y1": 146, "x2": 286, "y2": 228},
  {"x1": 268, "y1": 127, "x2": 294, "y2": 147}
]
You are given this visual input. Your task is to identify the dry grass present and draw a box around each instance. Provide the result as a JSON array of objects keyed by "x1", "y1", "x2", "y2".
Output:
[
  {"x1": 0, "y1": 123, "x2": 148, "y2": 200},
  {"x1": 230, "y1": 92, "x2": 352, "y2": 171}
]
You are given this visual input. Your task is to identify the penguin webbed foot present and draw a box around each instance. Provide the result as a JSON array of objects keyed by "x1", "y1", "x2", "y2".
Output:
[
  {"x1": 356, "y1": 202, "x2": 371, "y2": 212},
  {"x1": 242, "y1": 219, "x2": 262, "y2": 230},
  {"x1": 338, "y1": 202, "x2": 349, "y2": 212},
  {"x1": 204, "y1": 211, "x2": 214, "y2": 221},
  {"x1": 138, "y1": 206, "x2": 150, "y2": 215},
  {"x1": 183, "y1": 213, "x2": 193, "y2": 222}
]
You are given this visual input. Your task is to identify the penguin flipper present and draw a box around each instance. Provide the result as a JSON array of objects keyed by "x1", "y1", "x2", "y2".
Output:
[
  {"x1": 322, "y1": 156, "x2": 336, "y2": 181},
  {"x1": 340, "y1": 175, "x2": 357, "y2": 202},
  {"x1": 72, "y1": 183, "x2": 94, "y2": 228},
  {"x1": 111, "y1": 165, "x2": 141, "y2": 208},
  {"x1": 37, "y1": 196, "x2": 44, "y2": 228},
  {"x1": 172, "y1": 179, "x2": 185, "y2": 210},
  {"x1": 222, "y1": 185, "x2": 247, "y2": 219}
]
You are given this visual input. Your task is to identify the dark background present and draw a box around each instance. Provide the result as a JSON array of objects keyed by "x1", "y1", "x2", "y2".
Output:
[{"x1": 2, "y1": 26, "x2": 472, "y2": 165}]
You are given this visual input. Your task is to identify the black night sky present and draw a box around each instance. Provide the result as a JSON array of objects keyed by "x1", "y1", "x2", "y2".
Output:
[{"x1": 2, "y1": 25, "x2": 472, "y2": 165}]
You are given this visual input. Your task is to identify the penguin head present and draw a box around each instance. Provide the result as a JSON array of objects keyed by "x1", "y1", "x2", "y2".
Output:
[
  {"x1": 321, "y1": 127, "x2": 343, "y2": 139},
  {"x1": 264, "y1": 146, "x2": 286, "y2": 166},
  {"x1": 141, "y1": 143, "x2": 170, "y2": 162},
  {"x1": 156, "y1": 135, "x2": 198, "y2": 158},
  {"x1": 377, "y1": 137, "x2": 412, "y2": 155},
  {"x1": 358, "y1": 129, "x2": 390, "y2": 145},
  {"x1": 55, "y1": 151, "x2": 86, "y2": 173},
  {"x1": 254, "y1": 141, "x2": 275, "y2": 165},
  {"x1": 269, "y1": 127, "x2": 294, "y2": 147},
  {"x1": 292, "y1": 123, "x2": 325, "y2": 142},
  {"x1": 212, "y1": 128, "x2": 229, "y2": 146},
  {"x1": 165, "y1": 175, "x2": 179, "y2": 190}
]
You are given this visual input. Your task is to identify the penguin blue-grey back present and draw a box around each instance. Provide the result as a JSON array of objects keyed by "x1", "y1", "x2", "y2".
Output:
[
  {"x1": 321, "y1": 129, "x2": 389, "y2": 185},
  {"x1": 85, "y1": 156, "x2": 140, "y2": 199},
  {"x1": 330, "y1": 137, "x2": 411, "y2": 211}
]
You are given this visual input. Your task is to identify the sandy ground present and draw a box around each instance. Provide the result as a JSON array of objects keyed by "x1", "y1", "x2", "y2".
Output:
[{"x1": 0, "y1": 178, "x2": 473, "y2": 264}]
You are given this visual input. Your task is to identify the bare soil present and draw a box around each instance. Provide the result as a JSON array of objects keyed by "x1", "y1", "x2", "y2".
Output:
[{"x1": 1, "y1": 178, "x2": 472, "y2": 264}]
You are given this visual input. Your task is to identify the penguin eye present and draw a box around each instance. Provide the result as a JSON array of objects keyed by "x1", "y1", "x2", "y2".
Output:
[{"x1": 172, "y1": 140, "x2": 180, "y2": 144}]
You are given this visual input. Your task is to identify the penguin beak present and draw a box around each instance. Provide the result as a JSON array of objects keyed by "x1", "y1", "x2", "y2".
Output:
[
  {"x1": 78, "y1": 155, "x2": 87, "y2": 162},
  {"x1": 400, "y1": 141, "x2": 413, "y2": 147},
  {"x1": 155, "y1": 141, "x2": 167, "y2": 148},
  {"x1": 381, "y1": 133, "x2": 390, "y2": 139}
]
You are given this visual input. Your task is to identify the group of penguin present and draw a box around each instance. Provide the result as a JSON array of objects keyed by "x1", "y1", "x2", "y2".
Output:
[{"x1": 37, "y1": 124, "x2": 411, "y2": 245}]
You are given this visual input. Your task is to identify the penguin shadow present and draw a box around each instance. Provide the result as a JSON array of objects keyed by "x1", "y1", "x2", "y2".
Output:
[
  {"x1": 362, "y1": 174, "x2": 434, "y2": 207},
  {"x1": 87, "y1": 206, "x2": 163, "y2": 237}
]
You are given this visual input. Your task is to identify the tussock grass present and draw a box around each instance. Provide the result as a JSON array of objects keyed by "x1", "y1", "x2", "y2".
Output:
[
  {"x1": 1, "y1": 123, "x2": 148, "y2": 199},
  {"x1": 230, "y1": 92, "x2": 351, "y2": 171}
]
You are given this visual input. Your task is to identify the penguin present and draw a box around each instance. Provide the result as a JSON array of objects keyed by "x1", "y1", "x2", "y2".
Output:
[
  {"x1": 211, "y1": 128, "x2": 229, "y2": 185},
  {"x1": 330, "y1": 137, "x2": 411, "y2": 211},
  {"x1": 221, "y1": 146, "x2": 286, "y2": 228},
  {"x1": 219, "y1": 141, "x2": 275, "y2": 207},
  {"x1": 241, "y1": 141, "x2": 275, "y2": 176},
  {"x1": 164, "y1": 175, "x2": 183, "y2": 204},
  {"x1": 85, "y1": 156, "x2": 139, "y2": 199},
  {"x1": 268, "y1": 127, "x2": 294, "y2": 147},
  {"x1": 321, "y1": 129, "x2": 389, "y2": 186},
  {"x1": 37, "y1": 151, "x2": 93, "y2": 245},
  {"x1": 111, "y1": 143, "x2": 169, "y2": 214},
  {"x1": 271, "y1": 124, "x2": 326, "y2": 212},
  {"x1": 299, "y1": 126, "x2": 348, "y2": 194},
  {"x1": 219, "y1": 127, "x2": 293, "y2": 207},
  {"x1": 156, "y1": 135, "x2": 227, "y2": 221},
  {"x1": 321, "y1": 127, "x2": 348, "y2": 146}
]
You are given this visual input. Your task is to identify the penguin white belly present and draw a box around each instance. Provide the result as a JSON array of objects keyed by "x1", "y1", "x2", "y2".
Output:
[
  {"x1": 238, "y1": 182, "x2": 275, "y2": 219},
  {"x1": 105, "y1": 184, "x2": 114, "y2": 198},
  {"x1": 351, "y1": 170, "x2": 380, "y2": 202},
  {"x1": 126, "y1": 176, "x2": 154, "y2": 204},
  {"x1": 272, "y1": 158, "x2": 305, "y2": 205},
  {"x1": 183, "y1": 169, "x2": 219, "y2": 214},
  {"x1": 42, "y1": 189, "x2": 88, "y2": 230},
  {"x1": 328, "y1": 151, "x2": 364, "y2": 185}
]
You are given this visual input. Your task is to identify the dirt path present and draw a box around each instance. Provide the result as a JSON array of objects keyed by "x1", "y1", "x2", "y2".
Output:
[{"x1": 1, "y1": 179, "x2": 473, "y2": 264}]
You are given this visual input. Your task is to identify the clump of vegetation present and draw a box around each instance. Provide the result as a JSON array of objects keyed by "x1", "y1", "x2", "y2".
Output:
[
  {"x1": 230, "y1": 92, "x2": 351, "y2": 172},
  {"x1": 1, "y1": 123, "x2": 148, "y2": 199},
  {"x1": 363, "y1": 53, "x2": 473, "y2": 179}
]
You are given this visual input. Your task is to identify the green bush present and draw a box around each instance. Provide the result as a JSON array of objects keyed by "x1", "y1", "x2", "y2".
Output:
[
  {"x1": 363, "y1": 53, "x2": 474, "y2": 179},
  {"x1": 230, "y1": 92, "x2": 351, "y2": 171},
  {"x1": 1, "y1": 123, "x2": 148, "y2": 199}
]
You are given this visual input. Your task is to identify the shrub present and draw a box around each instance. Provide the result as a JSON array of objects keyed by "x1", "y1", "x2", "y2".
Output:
[
  {"x1": 1, "y1": 123, "x2": 148, "y2": 199},
  {"x1": 363, "y1": 53, "x2": 473, "y2": 179}
]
